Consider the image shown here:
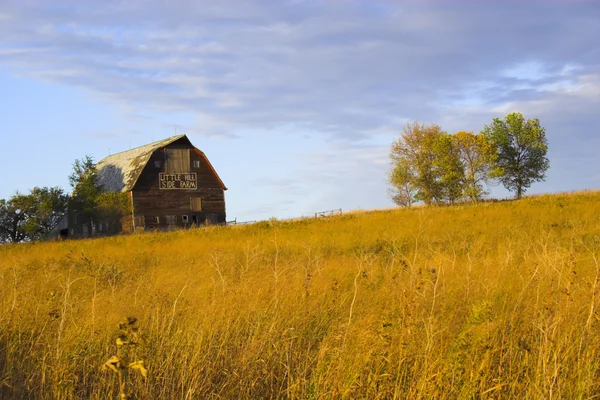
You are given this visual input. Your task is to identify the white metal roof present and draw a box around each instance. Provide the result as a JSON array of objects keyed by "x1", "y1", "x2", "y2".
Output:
[{"x1": 95, "y1": 134, "x2": 186, "y2": 192}]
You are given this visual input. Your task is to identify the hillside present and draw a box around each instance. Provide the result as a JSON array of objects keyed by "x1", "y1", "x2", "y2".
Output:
[{"x1": 1, "y1": 191, "x2": 600, "y2": 398}]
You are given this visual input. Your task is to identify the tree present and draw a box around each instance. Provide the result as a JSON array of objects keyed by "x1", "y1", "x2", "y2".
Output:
[
  {"x1": 96, "y1": 191, "x2": 132, "y2": 234},
  {"x1": 0, "y1": 187, "x2": 67, "y2": 243},
  {"x1": 482, "y1": 112, "x2": 549, "y2": 199},
  {"x1": 69, "y1": 155, "x2": 103, "y2": 234},
  {"x1": 23, "y1": 187, "x2": 68, "y2": 239},
  {"x1": 454, "y1": 131, "x2": 496, "y2": 202},
  {"x1": 390, "y1": 122, "x2": 446, "y2": 205},
  {"x1": 68, "y1": 155, "x2": 131, "y2": 235},
  {"x1": 0, "y1": 197, "x2": 28, "y2": 243},
  {"x1": 388, "y1": 158, "x2": 417, "y2": 207},
  {"x1": 433, "y1": 133, "x2": 465, "y2": 204},
  {"x1": 69, "y1": 155, "x2": 102, "y2": 218}
]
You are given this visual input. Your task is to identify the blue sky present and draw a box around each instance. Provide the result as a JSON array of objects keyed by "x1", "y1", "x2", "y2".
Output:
[{"x1": 1, "y1": 0, "x2": 599, "y2": 221}]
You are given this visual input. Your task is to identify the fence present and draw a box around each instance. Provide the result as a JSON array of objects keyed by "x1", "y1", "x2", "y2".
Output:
[
  {"x1": 226, "y1": 218, "x2": 257, "y2": 226},
  {"x1": 227, "y1": 208, "x2": 343, "y2": 226},
  {"x1": 314, "y1": 208, "x2": 343, "y2": 218}
]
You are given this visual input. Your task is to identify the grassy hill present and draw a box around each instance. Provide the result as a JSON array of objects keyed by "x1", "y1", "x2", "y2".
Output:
[{"x1": 1, "y1": 191, "x2": 600, "y2": 398}]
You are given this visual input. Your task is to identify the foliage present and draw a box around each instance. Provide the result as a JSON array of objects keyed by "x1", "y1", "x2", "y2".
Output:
[
  {"x1": 69, "y1": 156, "x2": 131, "y2": 235},
  {"x1": 389, "y1": 122, "x2": 446, "y2": 205},
  {"x1": 482, "y1": 112, "x2": 550, "y2": 199},
  {"x1": 102, "y1": 317, "x2": 147, "y2": 399},
  {"x1": 96, "y1": 192, "x2": 132, "y2": 234},
  {"x1": 69, "y1": 156, "x2": 102, "y2": 224},
  {"x1": 1, "y1": 191, "x2": 599, "y2": 398},
  {"x1": 0, "y1": 187, "x2": 67, "y2": 243},
  {"x1": 390, "y1": 114, "x2": 549, "y2": 206},
  {"x1": 0, "y1": 197, "x2": 27, "y2": 243},
  {"x1": 389, "y1": 123, "x2": 469, "y2": 205},
  {"x1": 388, "y1": 158, "x2": 416, "y2": 207},
  {"x1": 433, "y1": 133, "x2": 465, "y2": 204},
  {"x1": 454, "y1": 131, "x2": 497, "y2": 202},
  {"x1": 27, "y1": 187, "x2": 69, "y2": 237}
]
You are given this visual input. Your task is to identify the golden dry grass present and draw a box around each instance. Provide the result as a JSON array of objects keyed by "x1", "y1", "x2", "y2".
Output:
[{"x1": 1, "y1": 191, "x2": 600, "y2": 399}]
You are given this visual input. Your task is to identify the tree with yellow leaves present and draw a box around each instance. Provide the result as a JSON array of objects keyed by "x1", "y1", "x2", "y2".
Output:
[{"x1": 453, "y1": 131, "x2": 497, "y2": 202}]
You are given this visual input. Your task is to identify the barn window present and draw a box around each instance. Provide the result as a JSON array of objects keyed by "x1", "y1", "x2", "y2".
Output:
[
  {"x1": 182, "y1": 215, "x2": 189, "y2": 224},
  {"x1": 193, "y1": 160, "x2": 200, "y2": 168},
  {"x1": 154, "y1": 160, "x2": 162, "y2": 168},
  {"x1": 153, "y1": 216, "x2": 160, "y2": 224},
  {"x1": 190, "y1": 197, "x2": 202, "y2": 211},
  {"x1": 166, "y1": 215, "x2": 176, "y2": 225}
]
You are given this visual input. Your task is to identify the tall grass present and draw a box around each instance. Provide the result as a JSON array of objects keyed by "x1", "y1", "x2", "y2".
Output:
[{"x1": 1, "y1": 191, "x2": 600, "y2": 398}]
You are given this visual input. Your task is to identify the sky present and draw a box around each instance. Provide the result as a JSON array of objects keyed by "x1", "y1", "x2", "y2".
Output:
[{"x1": 1, "y1": 0, "x2": 598, "y2": 221}]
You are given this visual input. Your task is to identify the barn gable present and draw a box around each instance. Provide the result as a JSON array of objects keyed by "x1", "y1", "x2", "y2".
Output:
[{"x1": 95, "y1": 134, "x2": 227, "y2": 192}]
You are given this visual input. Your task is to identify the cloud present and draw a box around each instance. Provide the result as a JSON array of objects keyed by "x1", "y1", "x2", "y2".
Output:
[
  {"x1": 1, "y1": 0, "x2": 599, "y2": 216},
  {"x1": 2, "y1": 1, "x2": 597, "y2": 141}
]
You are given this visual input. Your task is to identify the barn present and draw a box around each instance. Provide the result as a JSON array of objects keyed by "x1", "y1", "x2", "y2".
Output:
[{"x1": 67, "y1": 134, "x2": 227, "y2": 238}]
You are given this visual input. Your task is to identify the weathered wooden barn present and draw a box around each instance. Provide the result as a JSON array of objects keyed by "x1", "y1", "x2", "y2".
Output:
[{"x1": 67, "y1": 134, "x2": 227, "y2": 238}]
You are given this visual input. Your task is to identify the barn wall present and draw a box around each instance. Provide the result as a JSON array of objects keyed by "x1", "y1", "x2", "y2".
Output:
[{"x1": 131, "y1": 140, "x2": 226, "y2": 230}]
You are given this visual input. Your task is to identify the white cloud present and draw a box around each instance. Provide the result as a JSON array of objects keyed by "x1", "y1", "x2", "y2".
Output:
[
  {"x1": 2, "y1": 0, "x2": 595, "y2": 142},
  {"x1": 1, "y1": 0, "x2": 599, "y2": 216}
]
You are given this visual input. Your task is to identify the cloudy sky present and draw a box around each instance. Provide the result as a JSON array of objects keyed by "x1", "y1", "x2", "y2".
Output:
[{"x1": 1, "y1": 0, "x2": 598, "y2": 221}]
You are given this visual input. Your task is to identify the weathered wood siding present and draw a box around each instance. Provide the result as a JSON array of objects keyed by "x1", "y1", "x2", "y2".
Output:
[{"x1": 131, "y1": 139, "x2": 226, "y2": 229}]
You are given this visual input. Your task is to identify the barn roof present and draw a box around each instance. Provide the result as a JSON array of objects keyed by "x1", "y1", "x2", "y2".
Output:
[{"x1": 95, "y1": 134, "x2": 227, "y2": 192}]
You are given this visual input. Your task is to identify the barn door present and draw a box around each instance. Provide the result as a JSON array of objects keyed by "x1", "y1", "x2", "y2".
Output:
[{"x1": 165, "y1": 149, "x2": 190, "y2": 173}]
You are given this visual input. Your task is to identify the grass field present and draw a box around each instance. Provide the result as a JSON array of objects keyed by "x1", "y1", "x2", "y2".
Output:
[{"x1": 1, "y1": 191, "x2": 600, "y2": 399}]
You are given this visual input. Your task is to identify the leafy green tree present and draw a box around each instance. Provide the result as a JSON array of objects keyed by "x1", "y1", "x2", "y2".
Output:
[
  {"x1": 96, "y1": 191, "x2": 132, "y2": 234},
  {"x1": 0, "y1": 187, "x2": 67, "y2": 243},
  {"x1": 69, "y1": 155, "x2": 104, "y2": 235},
  {"x1": 68, "y1": 155, "x2": 132, "y2": 236},
  {"x1": 482, "y1": 112, "x2": 549, "y2": 199},
  {"x1": 24, "y1": 187, "x2": 68, "y2": 238},
  {"x1": 454, "y1": 131, "x2": 497, "y2": 202},
  {"x1": 0, "y1": 197, "x2": 28, "y2": 243},
  {"x1": 69, "y1": 156, "x2": 102, "y2": 221}
]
